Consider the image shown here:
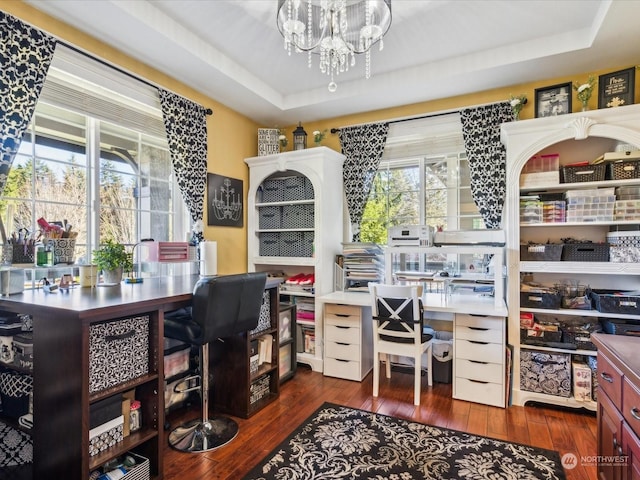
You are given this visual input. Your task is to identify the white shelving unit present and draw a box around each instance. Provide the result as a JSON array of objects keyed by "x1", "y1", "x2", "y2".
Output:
[
  {"x1": 502, "y1": 104, "x2": 640, "y2": 411},
  {"x1": 245, "y1": 147, "x2": 345, "y2": 372}
]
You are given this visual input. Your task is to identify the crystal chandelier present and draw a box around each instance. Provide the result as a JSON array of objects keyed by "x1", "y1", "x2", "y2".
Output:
[{"x1": 277, "y1": 0, "x2": 392, "y2": 92}]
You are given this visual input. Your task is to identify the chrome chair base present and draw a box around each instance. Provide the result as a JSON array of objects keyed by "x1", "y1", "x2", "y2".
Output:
[{"x1": 168, "y1": 416, "x2": 239, "y2": 453}]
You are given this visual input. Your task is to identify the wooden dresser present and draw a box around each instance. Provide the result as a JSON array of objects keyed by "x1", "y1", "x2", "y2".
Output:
[{"x1": 592, "y1": 333, "x2": 640, "y2": 479}]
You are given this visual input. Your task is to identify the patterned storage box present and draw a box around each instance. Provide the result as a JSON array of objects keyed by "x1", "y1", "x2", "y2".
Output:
[
  {"x1": 283, "y1": 176, "x2": 312, "y2": 201},
  {"x1": 279, "y1": 232, "x2": 305, "y2": 257},
  {"x1": 520, "y1": 349, "x2": 571, "y2": 397},
  {"x1": 50, "y1": 238, "x2": 76, "y2": 265},
  {"x1": 258, "y1": 206, "x2": 281, "y2": 229},
  {"x1": 249, "y1": 374, "x2": 271, "y2": 405},
  {"x1": 258, "y1": 232, "x2": 279, "y2": 257},
  {"x1": 281, "y1": 204, "x2": 314, "y2": 229},
  {"x1": 587, "y1": 355, "x2": 598, "y2": 401},
  {"x1": 120, "y1": 452, "x2": 150, "y2": 480},
  {"x1": 260, "y1": 178, "x2": 285, "y2": 203},
  {"x1": 89, "y1": 415, "x2": 124, "y2": 457},
  {"x1": 0, "y1": 421, "x2": 32, "y2": 467},
  {"x1": 88, "y1": 316, "x2": 149, "y2": 394},
  {"x1": 0, "y1": 370, "x2": 32, "y2": 418}
]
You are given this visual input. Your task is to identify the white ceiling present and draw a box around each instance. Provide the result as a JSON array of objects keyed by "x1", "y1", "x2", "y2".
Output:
[{"x1": 23, "y1": 0, "x2": 640, "y2": 126}]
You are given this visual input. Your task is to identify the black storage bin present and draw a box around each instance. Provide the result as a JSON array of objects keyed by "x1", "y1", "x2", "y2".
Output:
[
  {"x1": 608, "y1": 159, "x2": 640, "y2": 180},
  {"x1": 561, "y1": 243, "x2": 609, "y2": 262},
  {"x1": 561, "y1": 163, "x2": 606, "y2": 183},
  {"x1": 520, "y1": 244, "x2": 563, "y2": 261},
  {"x1": 560, "y1": 317, "x2": 601, "y2": 350},
  {"x1": 520, "y1": 290, "x2": 562, "y2": 310},
  {"x1": 591, "y1": 290, "x2": 640, "y2": 315},
  {"x1": 601, "y1": 318, "x2": 640, "y2": 336}
]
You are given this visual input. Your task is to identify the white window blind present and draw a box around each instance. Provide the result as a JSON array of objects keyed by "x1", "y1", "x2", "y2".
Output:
[{"x1": 38, "y1": 45, "x2": 166, "y2": 138}]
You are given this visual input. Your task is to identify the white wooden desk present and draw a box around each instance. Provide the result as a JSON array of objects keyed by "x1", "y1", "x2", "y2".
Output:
[{"x1": 317, "y1": 290, "x2": 508, "y2": 407}]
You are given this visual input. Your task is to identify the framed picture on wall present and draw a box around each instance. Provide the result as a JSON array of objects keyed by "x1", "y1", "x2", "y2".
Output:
[
  {"x1": 207, "y1": 173, "x2": 243, "y2": 227},
  {"x1": 598, "y1": 67, "x2": 635, "y2": 108},
  {"x1": 534, "y1": 83, "x2": 572, "y2": 118}
]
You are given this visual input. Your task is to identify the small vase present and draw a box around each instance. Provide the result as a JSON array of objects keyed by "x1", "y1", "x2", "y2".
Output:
[{"x1": 581, "y1": 101, "x2": 589, "y2": 112}]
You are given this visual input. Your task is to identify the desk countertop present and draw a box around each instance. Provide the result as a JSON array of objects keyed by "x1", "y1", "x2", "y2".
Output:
[{"x1": 317, "y1": 290, "x2": 508, "y2": 317}]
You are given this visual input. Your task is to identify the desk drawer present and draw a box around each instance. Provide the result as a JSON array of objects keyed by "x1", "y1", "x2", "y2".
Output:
[
  {"x1": 456, "y1": 313, "x2": 504, "y2": 330},
  {"x1": 454, "y1": 377, "x2": 504, "y2": 407},
  {"x1": 455, "y1": 324, "x2": 502, "y2": 343},
  {"x1": 324, "y1": 357, "x2": 361, "y2": 381},
  {"x1": 455, "y1": 339, "x2": 503, "y2": 364},
  {"x1": 623, "y1": 377, "x2": 640, "y2": 438},
  {"x1": 326, "y1": 323, "x2": 360, "y2": 344},
  {"x1": 325, "y1": 303, "x2": 361, "y2": 319},
  {"x1": 325, "y1": 340, "x2": 359, "y2": 361},
  {"x1": 598, "y1": 352, "x2": 623, "y2": 409},
  {"x1": 456, "y1": 358, "x2": 504, "y2": 384}
]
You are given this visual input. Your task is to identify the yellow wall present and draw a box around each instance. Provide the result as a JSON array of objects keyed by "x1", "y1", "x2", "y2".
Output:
[{"x1": 4, "y1": 1, "x2": 639, "y2": 273}]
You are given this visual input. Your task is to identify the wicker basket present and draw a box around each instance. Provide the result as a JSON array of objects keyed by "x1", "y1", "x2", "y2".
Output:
[
  {"x1": 608, "y1": 159, "x2": 640, "y2": 180},
  {"x1": 561, "y1": 163, "x2": 606, "y2": 183}
]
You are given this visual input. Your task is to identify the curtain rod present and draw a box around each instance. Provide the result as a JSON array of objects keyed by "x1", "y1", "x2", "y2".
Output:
[
  {"x1": 330, "y1": 99, "x2": 508, "y2": 133},
  {"x1": 58, "y1": 40, "x2": 213, "y2": 116}
]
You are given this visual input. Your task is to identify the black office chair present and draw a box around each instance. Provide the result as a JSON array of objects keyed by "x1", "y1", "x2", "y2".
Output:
[{"x1": 164, "y1": 272, "x2": 267, "y2": 452}]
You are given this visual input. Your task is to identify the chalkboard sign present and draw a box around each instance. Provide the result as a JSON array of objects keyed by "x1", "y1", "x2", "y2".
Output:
[{"x1": 598, "y1": 67, "x2": 635, "y2": 109}]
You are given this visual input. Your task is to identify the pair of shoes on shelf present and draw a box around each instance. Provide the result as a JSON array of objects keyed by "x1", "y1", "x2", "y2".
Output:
[{"x1": 285, "y1": 273, "x2": 314, "y2": 285}]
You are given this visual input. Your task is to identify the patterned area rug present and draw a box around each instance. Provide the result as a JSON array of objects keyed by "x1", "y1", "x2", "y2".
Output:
[{"x1": 244, "y1": 403, "x2": 566, "y2": 480}]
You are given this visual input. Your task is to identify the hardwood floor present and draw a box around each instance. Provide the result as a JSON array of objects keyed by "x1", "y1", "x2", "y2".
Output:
[{"x1": 162, "y1": 366, "x2": 597, "y2": 480}]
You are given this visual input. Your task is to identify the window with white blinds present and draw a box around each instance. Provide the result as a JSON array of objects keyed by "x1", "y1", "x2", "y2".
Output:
[
  {"x1": 360, "y1": 113, "x2": 483, "y2": 245},
  {"x1": 3, "y1": 45, "x2": 189, "y2": 272}
]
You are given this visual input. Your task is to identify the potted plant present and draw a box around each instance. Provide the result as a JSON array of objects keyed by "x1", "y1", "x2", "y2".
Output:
[{"x1": 93, "y1": 239, "x2": 133, "y2": 285}]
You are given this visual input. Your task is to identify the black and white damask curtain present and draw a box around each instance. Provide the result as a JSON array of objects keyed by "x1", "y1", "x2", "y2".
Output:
[
  {"x1": 158, "y1": 89, "x2": 208, "y2": 242},
  {"x1": 0, "y1": 11, "x2": 57, "y2": 196},
  {"x1": 460, "y1": 102, "x2": 513, "y2": 229},
  {"x1": 339, "y1": 123, "x2": 389, "y2": 241}
]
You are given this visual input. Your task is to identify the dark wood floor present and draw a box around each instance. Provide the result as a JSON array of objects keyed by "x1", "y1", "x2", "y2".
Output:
[{"x1": 162, "y1": 365, "x2": 597, "y2": 480}]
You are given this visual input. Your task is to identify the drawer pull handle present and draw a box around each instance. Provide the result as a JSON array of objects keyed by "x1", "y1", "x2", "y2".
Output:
[
  {"x1": 336, "y1": 325, "x2": 351, "y2": 329},
  {"x1": 613, "y1": 437, "x2": 618, "y2": 448},
  {"x1": 631, "y1": 407, "x2": 640, "y2": 421},
  {"x1": 335, "y1": 358, "x2": 349, "y2": 363},
  {"x1": 105, "y1": 330, "x2": 136, "y2": 342},
  {"x1": 468, "y1": 360, "x2": 488, "y2": 365},
  {"x1": 468, "y1": 340, "x2": 489, "y2": 345},
  {"x1": 468, "y1": 314, "x2": 489, "y2": 318},
  {"x1": 600, "y1": 372, "x2": 614, "y2": 383},
  {"x1": 336, "y1": 342, "x2": 349, "y2": 346},
  {"x1": 468, "y1": 327, "x2": 489, "y2": 331},
  {"x1": 335, "y1": 314, "x2": 350, "y2": 318},
  {"x1": 468, "y1": 379, "x2": 489, "y2": 384}
]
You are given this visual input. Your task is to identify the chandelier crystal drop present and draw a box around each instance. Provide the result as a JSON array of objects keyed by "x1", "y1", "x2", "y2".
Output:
[{"x1": 277, "y1": 0, "x2": 392, "y2": 92}]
